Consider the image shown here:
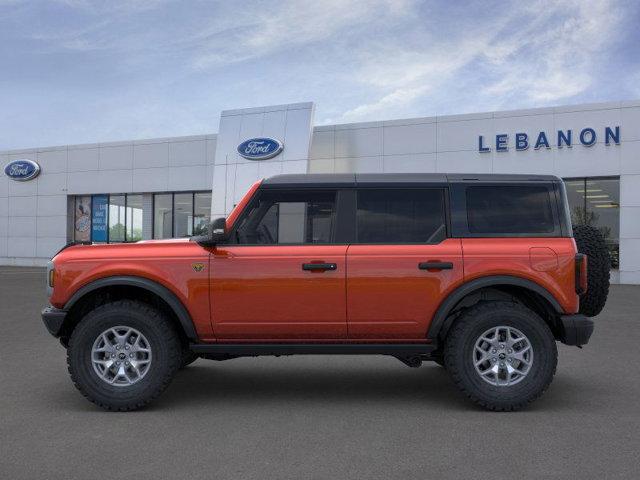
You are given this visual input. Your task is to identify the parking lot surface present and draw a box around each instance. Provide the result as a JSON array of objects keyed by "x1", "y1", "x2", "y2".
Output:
[{"x1": 0, "y1": 267, "x2": 639, "y2": 479}]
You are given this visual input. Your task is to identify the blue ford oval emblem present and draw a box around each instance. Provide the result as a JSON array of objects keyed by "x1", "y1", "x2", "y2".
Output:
[
  {"x1": 237, "y1": 137, "x2": 283, "y2": 160},
  {"x1": 4, "y1": 159, "x2": 41, "y2": 181}
]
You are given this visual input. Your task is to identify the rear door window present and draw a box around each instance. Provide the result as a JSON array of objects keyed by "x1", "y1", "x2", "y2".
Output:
[
  {"x1": 356, "y1": 189, "x2": 446, "y2": 243},
  {"x1": 466, "y1": 186, "x2": 555, "y2": 234}
]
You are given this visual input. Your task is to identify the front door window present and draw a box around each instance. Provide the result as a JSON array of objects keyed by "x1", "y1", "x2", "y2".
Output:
[{"x1": 233, "y1": 190, "x2": 336, "y2": 245}]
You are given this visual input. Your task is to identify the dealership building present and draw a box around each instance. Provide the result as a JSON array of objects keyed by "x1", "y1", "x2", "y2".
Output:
[{"x1": 2, "y1": 100, "x2": 639, "y2": 283}]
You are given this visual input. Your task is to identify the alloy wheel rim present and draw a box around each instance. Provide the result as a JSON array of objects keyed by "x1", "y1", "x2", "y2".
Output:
[
  {"x1": 91, "y1": 326, "x2": 152, "y2": 387},
  {"x1": 473, "y1": 325, "x2": 533, "y2": 387}
]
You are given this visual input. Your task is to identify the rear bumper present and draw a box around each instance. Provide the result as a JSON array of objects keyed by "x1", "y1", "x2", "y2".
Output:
[
  {"x1": 559, "y1": 314, "x2": 594, "y2": 346},
  {"x1": 41, "y1": 306, "x2": 67, "y2": 337}
]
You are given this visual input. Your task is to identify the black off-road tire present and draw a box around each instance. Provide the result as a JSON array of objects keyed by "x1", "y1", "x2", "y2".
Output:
[
  {"x1": 444, "y1": 301, "x2": 557, "y2": 411},
  {"x1": 67, "y1": 300, "x2": 182, "y2": 411},
  {"x1": 432, "y1": 356, "x2": 446, "y2": 368},
  {"x1": 180, "y1": 350, "x2": 199, "y2": 369},
  {"x1": 573, "y1": 225, "x2": 610, "y2": 317}
]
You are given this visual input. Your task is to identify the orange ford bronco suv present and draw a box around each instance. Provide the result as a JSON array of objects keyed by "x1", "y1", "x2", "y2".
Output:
[{"x1": 41, "y1": 174, "x2": 609, "y2": 411}]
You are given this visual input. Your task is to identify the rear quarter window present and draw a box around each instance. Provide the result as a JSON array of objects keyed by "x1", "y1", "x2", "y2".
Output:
[{"x1": 466, "y1": 186, "x2": 555, "y2": 234}]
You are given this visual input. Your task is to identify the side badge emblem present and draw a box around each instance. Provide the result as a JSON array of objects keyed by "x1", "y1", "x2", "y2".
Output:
[{"x1": 192, "y1": 263, "x2": 205, "y2": 272}]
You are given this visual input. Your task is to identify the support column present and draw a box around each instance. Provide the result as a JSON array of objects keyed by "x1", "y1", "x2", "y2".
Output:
[{"x1": 211, "y1": 102, "x2": 315, "y2": 219}]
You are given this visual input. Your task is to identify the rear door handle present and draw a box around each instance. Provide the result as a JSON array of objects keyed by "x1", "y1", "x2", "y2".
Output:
[
  {"x1": 302, "y1": 263, "x2": 337, "y2": 271},
  {"x1": 418, "y1": 261, "x2": 453, "y2": 271}
]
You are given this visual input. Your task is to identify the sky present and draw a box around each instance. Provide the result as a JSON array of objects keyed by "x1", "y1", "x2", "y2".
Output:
[{"x1": 1, "y1": 0, "x2": 639, "y2": 150}]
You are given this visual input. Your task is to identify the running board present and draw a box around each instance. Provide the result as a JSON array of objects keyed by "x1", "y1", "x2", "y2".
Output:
[{"x1": 189, "y1": 343, "x2": 436, "y2": 357}]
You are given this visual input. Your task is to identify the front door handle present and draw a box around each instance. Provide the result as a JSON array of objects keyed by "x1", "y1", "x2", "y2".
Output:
[
  {"x1": 418, "y1": 261, "x2": 453, "y2": 271},
  {"x1": 302, "y1": 263, "x2": 337, "y2": 271}
]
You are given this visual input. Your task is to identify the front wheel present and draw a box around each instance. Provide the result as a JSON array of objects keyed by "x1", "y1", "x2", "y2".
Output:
[
  {"x1": 180, "y1": 350, "x2": 199, "y2": 369},
  {"x1": 444, "y1": 301, "x2": 557, "y2": 411},
  {"x1": 67, "y1": 300, "x2": 182, "y2": 411}
]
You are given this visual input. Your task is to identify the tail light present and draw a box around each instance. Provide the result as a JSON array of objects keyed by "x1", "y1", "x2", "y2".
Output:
[{"x1": 575, "y1": 254, "x2": 588, "y2": 295}]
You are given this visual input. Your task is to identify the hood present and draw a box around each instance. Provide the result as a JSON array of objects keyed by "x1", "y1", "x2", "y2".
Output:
[{"x1": 53, "y1": 237, "x2": 203, "y2": 262}]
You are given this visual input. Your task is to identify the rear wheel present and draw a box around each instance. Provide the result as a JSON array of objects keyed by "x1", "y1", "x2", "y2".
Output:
[
  {"x1": 432, "y1": 356, "x2": 446, "y2": 368},
  {"x1": 444, "y1": 301, "x2": 557, "y2": 411},
  {"x1": 67, "y1": 300, "x2": 182, "y2": 411}
]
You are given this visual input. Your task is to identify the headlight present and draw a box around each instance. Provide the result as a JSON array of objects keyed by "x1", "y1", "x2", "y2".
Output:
[{"x1": 46, "y1": 261, "x2": 54, "y2": 297}]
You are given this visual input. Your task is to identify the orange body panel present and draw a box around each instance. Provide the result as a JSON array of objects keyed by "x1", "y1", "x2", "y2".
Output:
[
  {"x1": 461, "y1": 238, "x2": 579, "y2": 314},
  {"x1": 50, "y1": 235, "x2": 579, "y2": 343},
  {"x1": 346, "y1": 240, "x2": 464, "y2": 338},
  {"x1": 49, "y1": 179, "x2": 579, "y2": 343},
  {"x1": 50, "y1": 239, "x2": 215, "y2": 340},
  {"x1": 210, "y1": 245, "x2": 348, "y2": 339}
]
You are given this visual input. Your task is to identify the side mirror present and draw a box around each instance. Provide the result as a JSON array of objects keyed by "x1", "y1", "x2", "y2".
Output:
[
  {"x1": 192, "y1": 217, "x2": 227, "y2": 247},
  {"x1": 210, "y1": 217, "x2": 227, "y2": 241}
]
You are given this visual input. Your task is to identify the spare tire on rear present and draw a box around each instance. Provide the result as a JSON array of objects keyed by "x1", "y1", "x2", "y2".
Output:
[{"x1": 573, "y1": 225, "x2": 610, "y2": 317}]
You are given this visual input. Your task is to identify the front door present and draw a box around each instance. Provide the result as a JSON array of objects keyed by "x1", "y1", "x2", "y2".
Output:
[
  {"x1": 210, "y1": 188, "x2": 347, "y2": 340},
  {"x1": 346, "y1": 188, "x2": 464, "y2": 339}
]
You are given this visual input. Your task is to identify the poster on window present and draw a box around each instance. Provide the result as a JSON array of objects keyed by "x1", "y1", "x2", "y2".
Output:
[
  {"x1": 91, "y1": 194, "x2": 108, "y2": 242},
  {"x1": 74, "y1": 196, "x2": 91, "y2": 242}
]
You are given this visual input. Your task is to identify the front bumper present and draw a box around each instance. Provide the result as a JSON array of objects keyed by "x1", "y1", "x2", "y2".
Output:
[
  {"x1": 559, "y1": 314, "x2": 594, "y2": 346},
  {"x1": 41, "y1": 306, "x2": 67, "y2": 337}
]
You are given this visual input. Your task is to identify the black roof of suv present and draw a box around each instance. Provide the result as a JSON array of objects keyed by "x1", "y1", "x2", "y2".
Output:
[{"x1": 262, "y1": 173, "x2": 562, "y2": 188}]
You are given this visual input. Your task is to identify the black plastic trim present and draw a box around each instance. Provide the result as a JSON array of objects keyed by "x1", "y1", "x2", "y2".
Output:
[
  {"x1": 334, "y1": 189, "x2": 356, "y2": 243},
  {"x1": 190, "y1": 342, "x2": 436, "y2": 356},
  {"x1": 64, "y1": 276, "x2": 198, "y2": 341},
  {"x1": 559, "y1": 314, "x2": 594, "y2": 346},
  {"x1": 427, "y1": 275, "x2": 564, "y2": 340},
  {"x1": 302, "y1": 263, "x2": 337, "y2": 271},
  {"x1": 419, "y1": 262, "x2": 453, "y2": 270},
  {"x1": 261, "y1": 173, "x2": 559, "y2": 189},
  {"x1": 41, "y1": 306, "x2": 67, "y2": 337}
]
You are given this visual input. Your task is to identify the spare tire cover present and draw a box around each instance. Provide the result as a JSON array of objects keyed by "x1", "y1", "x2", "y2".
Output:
[{"x1": 573, "y1": 225, "x2": 610, "y2": 317}]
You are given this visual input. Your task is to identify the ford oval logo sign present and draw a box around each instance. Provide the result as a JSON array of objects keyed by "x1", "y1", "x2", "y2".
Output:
[
  {"x1": 237, "y1": 138, "x2": 283, "y2": 160},
  {"x1": 4, "y1": 159, "x2": 41, "y2": 182}
]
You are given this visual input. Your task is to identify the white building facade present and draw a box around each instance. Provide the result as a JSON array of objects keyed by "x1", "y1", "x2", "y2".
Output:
[{"x1": 2, "y1": 100, "x2": 639, "y2": 283}]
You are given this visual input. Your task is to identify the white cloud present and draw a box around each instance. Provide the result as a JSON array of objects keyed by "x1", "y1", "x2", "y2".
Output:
[
  {"x1": 190, "y1": 0, "x2": 414, "y2": 69},
  {"x1": 0, "y1": 0, "x2": 634, "y2": 149},
  {"x1": 481, "y1": 0, "x2": 621, "y2": 104},
  {"x1": 334, "y1": 0, "x2": 624, "y2": 122}
]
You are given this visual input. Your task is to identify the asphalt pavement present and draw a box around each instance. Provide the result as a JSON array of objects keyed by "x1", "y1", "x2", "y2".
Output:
[{"x1": 0, "y1": 266, "x2": 639, "y2": 479}]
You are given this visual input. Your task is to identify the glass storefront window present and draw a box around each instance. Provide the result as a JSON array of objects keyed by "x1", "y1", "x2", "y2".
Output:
[
  {"x1": 71, "y1": 191, "x2": 211, "y2": 242},
  {"x1": 91, "y1": 195, "x2": 109, "y2": 242},
  {"x1": 152, "y1": 191, "x2": 211, "y2": 239},
  {"x1": 564, "y1": 177, "x2": 620, "y2": 268},
  {"x1": 194, "y1": 192, "x2": 212, "y2": 236},
  {"x1": 108, "y1": 195, "x2": 126, "y2": 242},
  {"x1": 154, "y1": 194, "x2": 173, "y2": 239},
  {"x1": 74, "y1": 196, "x2": 91, "y2": 242},
  {"x1": 126, "y1": 194, "x2": 143, "y2": 242},
  {"x1": 174, "y1": 193, "x2": 193, "y2": 237}
]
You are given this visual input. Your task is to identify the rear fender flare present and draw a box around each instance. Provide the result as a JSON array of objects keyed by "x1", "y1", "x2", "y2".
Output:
[{"x1": 427, "y1": 275, "x2": 563, "y2": 341}]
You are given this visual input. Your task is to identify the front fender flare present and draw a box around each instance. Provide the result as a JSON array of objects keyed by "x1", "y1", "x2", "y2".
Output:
[
  {"x1": 427, "y1": 275, "x2": 564, "y2": 341},
  {"x1": 64, "y1": 275, "x2": 198, "y2": 341}
]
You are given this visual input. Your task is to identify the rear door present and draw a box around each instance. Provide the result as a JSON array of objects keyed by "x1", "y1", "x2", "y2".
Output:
[
  {"x1": 210, "y1": 188, "x2": 348, "y2": 339},
  {"x1": 346, "y1": 188, "x2": 464, "y2": 339}
]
